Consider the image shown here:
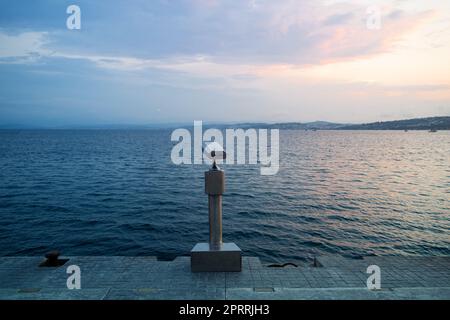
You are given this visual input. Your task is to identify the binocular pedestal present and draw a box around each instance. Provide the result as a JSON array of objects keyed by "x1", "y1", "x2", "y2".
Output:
[{"x1": 191, "y1": 168, "x2": 242, "y2": 272}]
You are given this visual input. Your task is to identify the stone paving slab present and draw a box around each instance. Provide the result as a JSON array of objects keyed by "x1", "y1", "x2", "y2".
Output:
[
  {"x1": 105, "y1": 288, "x2": 226, "y2": 300},
  {"x1": 226, "y1": 287, "x2": 450, "y2": 300},
  {"x1": 0, "y1": 255, "x2": 448, "y2": 300},
  {"x1": 0, "y1": 288, "x2": 110, "y2": 300}
]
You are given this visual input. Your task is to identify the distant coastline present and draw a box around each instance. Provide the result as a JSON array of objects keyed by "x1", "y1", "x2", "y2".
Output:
[
  {"x1": 1, "y1": 116, "x2": 449, "y2": 130},
  {"x1": 229, "y1": 116, "x2": 450, "y2": 131}
]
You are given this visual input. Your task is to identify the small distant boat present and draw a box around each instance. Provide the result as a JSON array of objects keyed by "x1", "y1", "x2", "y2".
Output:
[{"x1": 429, "y1": 129, "x2": 437, "y2": 133}]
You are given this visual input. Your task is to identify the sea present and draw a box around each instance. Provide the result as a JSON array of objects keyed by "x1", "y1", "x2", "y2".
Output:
[{"x1": 0, "y1": 129, "x2": 449, "y2": 263}]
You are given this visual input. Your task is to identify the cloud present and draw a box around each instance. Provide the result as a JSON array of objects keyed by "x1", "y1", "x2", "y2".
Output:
[
  {"x1": 0, "y1": 1, "x2": 438, "y2": 69},
  {"x1": 0, "y1": 30, "x2": 260, "y2": 83},
  {"x1": 314, "y1": 9, "x2": 436, "y2": 64},
  {"x1": 323, "y1": 12, "x2": 354, "y2": 26},
  {"x1": 0, "y1": 31, "x2": 50, "y2": 63}
]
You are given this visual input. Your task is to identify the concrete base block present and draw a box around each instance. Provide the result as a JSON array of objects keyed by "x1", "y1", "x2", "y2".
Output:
[{"x1": 191, "y1": 243, "x2": 242, "y2": 272}]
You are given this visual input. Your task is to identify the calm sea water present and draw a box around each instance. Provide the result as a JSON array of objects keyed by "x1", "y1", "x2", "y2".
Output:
[{"x1": 0, "y1": 130, "x2": 449, "y2": 262}]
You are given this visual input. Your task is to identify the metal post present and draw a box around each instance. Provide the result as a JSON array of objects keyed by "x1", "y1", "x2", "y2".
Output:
[{"x1": 208, "y1": 194, "x2": 222, "y2": 249}]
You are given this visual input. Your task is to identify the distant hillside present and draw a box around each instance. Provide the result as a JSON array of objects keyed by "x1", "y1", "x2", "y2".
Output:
[
  {"x1": 272, "y1": 121, "x2": 345, "y2": 130},
  {"x1": 222, "y1": 121, "x2": 344, "y2": 130},
  {"x1": 230, "y1": 117, "x2": 450, "y2": 130},
  {"x1": 337, "y1": 116, "x2": 450, "y2": 130}
]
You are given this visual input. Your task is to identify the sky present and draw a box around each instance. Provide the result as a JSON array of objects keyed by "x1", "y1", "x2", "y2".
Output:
[{"x1": 0, "y1": 0, "x2": 449, "y2": 126}]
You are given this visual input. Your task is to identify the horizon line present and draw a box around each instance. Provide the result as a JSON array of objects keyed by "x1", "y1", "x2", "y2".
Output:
[{"x1": 0, "y1": 115, "x2": 449, "y2": 130}]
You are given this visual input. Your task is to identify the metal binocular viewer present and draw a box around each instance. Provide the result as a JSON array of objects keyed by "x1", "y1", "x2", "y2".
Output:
[{"x1": 191, "y1": 144, "x2": 242, "y2": 272}]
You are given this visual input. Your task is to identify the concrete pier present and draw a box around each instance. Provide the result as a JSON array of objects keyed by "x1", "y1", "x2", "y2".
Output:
[{"x1": 0, "y1": 255, "x2": 449, "y2": 300}]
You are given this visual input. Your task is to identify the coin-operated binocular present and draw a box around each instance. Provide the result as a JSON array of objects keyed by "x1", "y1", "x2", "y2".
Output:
[{"x1": 191, "y1": 143, "x2": 242, "y2": 272}]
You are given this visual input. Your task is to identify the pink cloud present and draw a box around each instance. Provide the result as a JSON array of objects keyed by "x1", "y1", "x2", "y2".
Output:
[
  {"x1": 180, "y1": 1, "x2": 438, "y2": 66},
  {"x1": 294, "y1": 8, "x2": 437, "y2": 65}
]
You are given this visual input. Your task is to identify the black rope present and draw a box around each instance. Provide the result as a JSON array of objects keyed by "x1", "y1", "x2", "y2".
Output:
[{"x1": 267, "y1": 262, "x2": 298, "y2": 268}]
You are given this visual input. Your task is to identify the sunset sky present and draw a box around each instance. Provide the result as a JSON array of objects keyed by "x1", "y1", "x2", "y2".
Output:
[{"x1": 0, "y1": 0, "x2": 449, "y2": 126}]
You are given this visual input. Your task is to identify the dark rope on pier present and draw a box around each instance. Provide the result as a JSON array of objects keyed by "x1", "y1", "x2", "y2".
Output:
[{"x1": 267, "y1": 262, "x2": 298, "y2": 268}]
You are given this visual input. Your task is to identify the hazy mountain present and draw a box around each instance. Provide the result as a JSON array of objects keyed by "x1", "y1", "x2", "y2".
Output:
[
  {"x1": 337, "y1": 116, "x2": 450, "y2": 130},
  {"x1": 220, "y1": 121, "x2": 344, "y2": 130},
  {"x1": 231, "y1": 117, "x2": 450, "y2": 130}
]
